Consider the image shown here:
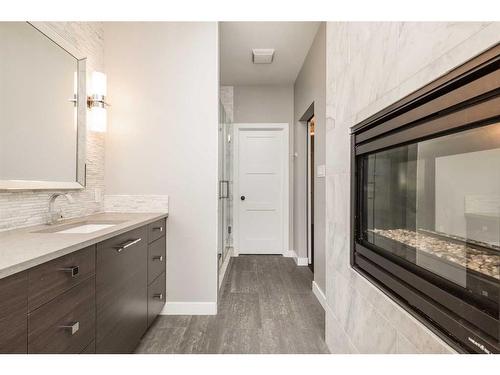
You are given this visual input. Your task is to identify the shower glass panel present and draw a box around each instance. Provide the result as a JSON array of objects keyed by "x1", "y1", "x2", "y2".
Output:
[{"x1": 218, "y1": 101, "x2": 233, "y2": 276}]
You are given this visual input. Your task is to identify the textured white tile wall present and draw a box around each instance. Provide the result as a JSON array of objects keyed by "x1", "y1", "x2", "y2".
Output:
[
  {"x1": 325, "y1": 21, "x2": 500, "y2": 353},
  {"x1": 220, "y1": 85, "x2": 234, "y2": 122},
  {"x1": 104, "y1": 195, "x2": 169, "y2": 213},
  {"x1": 0, "y1": 22, "x2": 105, "y2": 231}
]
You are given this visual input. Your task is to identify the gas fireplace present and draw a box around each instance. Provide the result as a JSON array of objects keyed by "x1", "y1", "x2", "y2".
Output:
[{"x1": 351, "y1": 45, "x2": 500, "y2": 353}]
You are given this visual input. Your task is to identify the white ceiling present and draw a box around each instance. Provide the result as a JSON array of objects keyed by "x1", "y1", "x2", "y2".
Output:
[{"x1": 220, "y1": 22, "x2": 321, "y2": 86}]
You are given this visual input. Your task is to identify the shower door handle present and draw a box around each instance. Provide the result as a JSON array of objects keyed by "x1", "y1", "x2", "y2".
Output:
[{"x1": 219, "y1": 180, "x2": 229, "y2": 199}]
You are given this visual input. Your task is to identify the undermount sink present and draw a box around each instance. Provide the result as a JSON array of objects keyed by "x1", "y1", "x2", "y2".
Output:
[
  {"x1": 55, "y1": 224, "x2": 117, "y2": 234},
  {"x1": 34, "y1": 220, "x2": 125, "y2": 234}
]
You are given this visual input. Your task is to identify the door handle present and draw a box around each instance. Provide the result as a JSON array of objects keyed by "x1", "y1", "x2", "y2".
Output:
[{"x1": 240, "y1": 195, "x2": 245, "y2": 201}]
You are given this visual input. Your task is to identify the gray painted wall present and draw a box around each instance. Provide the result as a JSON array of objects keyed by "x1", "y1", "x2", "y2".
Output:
[
  {"x1": 293, "y1": 23, "x2": 326, "y2": 292},
  {"x1": 233, "y1": 84, "x2": 295, "y2": 251},
  {"x1": 104, "y1": 22, "x2": 219, "y2": 310}
]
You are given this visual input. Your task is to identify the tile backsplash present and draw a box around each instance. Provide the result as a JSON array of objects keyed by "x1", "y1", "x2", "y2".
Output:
[
  {"x1": 0, "y1": 22, "x2": 105, "y2": 231},
  {"x1": 104, "y1": 195, "x2": 169, "y2": 213}
]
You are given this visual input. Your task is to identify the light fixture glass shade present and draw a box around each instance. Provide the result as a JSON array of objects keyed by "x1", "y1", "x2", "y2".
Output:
[
  {"x1": 88, "y1": 71, "x2": 108, "y2": 132},
  {"x1": 91, "y1": 71, "x2": 107, "y2": 96},
  {"x1": 89, "y1": 106, "x2": 107, "y2": 133}
]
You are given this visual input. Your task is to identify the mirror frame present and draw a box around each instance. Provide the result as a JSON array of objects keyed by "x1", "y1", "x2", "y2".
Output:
[{"x1": 0, "y1": 22, "x2": 87, "y2": 191}]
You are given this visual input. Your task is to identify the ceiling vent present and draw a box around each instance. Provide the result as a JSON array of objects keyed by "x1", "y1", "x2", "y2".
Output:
[{"x1": 252, "y1": 48, "x2": 275, "y2": 64}]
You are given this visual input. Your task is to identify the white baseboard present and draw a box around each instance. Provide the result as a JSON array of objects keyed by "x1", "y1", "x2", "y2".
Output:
[
  {"x1": 285, "y1": 249, "x2": 309, "y2": 266},
  {"x1": 295, "y1": 257, "x2": 309, "y2": 266},
  {"x1": 312, "y1": 281, "x2": 327, "y2": 311},
  {"x1": 160, "y1": 302, "x2": 217, "y2": 315},
  {"x1": 219, "y1": 248, "x2": 233, "y2": 289}
]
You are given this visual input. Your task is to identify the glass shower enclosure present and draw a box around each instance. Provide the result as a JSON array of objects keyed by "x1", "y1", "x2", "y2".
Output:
[{"x1": 218, "y1": 101, "x2": 233, "y2": 283}]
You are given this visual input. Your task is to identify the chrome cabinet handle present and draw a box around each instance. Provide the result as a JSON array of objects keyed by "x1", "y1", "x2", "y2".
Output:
[
  {"x1": 153, "y1": 226, "x2": 163, "y2": 232},
  {"x1": 153, "y1": 293, "x2": 163, "y2": 300},
  {"x1": 153, "y1": 255, "x2": 164, "y2": 262},
  {"x1": 60, "y1": 321, "x2": 80, "y2": 335},
  {"x1": 60, "y1": 266, "x2": 79, "y2": 278},
  {"x1": 114, "y1": 238, "x2": 142, "y2": 253}
]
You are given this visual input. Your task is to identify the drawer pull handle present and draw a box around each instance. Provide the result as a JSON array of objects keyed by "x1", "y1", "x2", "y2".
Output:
[
  {"x1": 60, "y1": 266, "x2": 79, "y2": 278},
  {"x1": 153, "y1": 293, "x2": 164, "y2": 300},
  {"x1": 153, "y1": 255, "x2": 164, "y2": 262},
  {"x1": 153, "y1": 226, "x2": 163, "y2": 232},
  {"x1": 60, "y1": 321, "x2": 80, "y2": 335},
  {"x1": 114, "y1": 238, "x2": 142, "y2": 253}
]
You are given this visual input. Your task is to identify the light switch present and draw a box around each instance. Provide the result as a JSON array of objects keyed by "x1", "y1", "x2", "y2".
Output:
[{"x1": 317, "y1": 165, "x2": 326, "y2": 178}]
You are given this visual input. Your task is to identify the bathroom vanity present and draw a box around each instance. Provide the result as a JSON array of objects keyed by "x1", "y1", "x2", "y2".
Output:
[{"x1": 0, "y1": 212, "x2": 167, "y2": 354}]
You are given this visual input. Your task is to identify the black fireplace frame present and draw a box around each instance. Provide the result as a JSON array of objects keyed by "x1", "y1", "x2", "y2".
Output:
[{"x1": 350, "y1": 44, "x2": 500, "y2": 354}]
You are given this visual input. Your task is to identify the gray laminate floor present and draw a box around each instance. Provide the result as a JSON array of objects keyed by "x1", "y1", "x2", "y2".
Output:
[{"x1": 136, "y1": 255, "x2": 329, "y2": 354}]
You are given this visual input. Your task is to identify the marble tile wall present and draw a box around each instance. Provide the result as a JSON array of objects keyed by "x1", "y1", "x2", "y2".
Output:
[
  {"x1": 0, "y1": 22, "x2": 105, "y2": 231},
  {"x1": 324, "y1": 22, "x2": 500, "y2": 353}
]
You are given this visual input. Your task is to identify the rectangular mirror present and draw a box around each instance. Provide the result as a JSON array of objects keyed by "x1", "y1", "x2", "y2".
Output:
[{"x1": 0, "y1": 22, "x2": 87, "y2": 190}]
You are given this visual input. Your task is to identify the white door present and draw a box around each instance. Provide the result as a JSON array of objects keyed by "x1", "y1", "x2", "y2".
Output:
[{"x1": 234, "y1": 124, "x2": 289, "y2": 255}]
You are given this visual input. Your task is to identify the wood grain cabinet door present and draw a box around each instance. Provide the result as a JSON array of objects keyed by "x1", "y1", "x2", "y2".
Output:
[
  {"x1": 96, "y1": 226, "x2": 148, "y2": 353},
  {"x1": 28, "y1": 245, "x2": 96, "y2": 311},
  {"x1": 28, "y1": 277, "x2": 95, "y2": 354},
  {"x1": 148, "y1": 236, "x2": 166, "y2": 285},
  {"x1": 147, "y1": 272, "x2": 166, "y2": 328},
  {"x1": 0, "y1": 271, "x2": 28, "y2": 353},
  {"x1": 148, "y1": 218, "x2": 166, "y2": 244}
]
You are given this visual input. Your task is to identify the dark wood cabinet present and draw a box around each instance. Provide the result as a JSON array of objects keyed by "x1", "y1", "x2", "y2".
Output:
[
  {"x1": 28, "y1": 246, "x2": 95, "y2": 311},
  {"x1": 148, "y1": 218, "x2": 166, "y2": 244},
  {"x1": 0, "y1": 217, "x2": 167, "y2": 354},
  {"x1": 0, "y1": 271, "x2": 28, "y2": 353},
  {"x1": 96, "y1": 226, "x2": 148, "y2": 353},
  {"x1": 28, "y1": 277, "x2": 95, "y2": 354},
  {"x1": 147, "y1": 219, "x2": 167, "y2": 328},
  {"x1": 147, "y1": 271, "x2": 166, "y2": 328},
  {"x1": 81, "y1": 340, "x2": 95, "y2": 354},
  {"x1": 148, "y1": 236, "x2": 166, "y2": 284}
]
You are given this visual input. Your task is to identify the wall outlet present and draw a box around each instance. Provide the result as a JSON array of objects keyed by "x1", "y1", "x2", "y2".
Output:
[
  {"x1": 317, "y1": 164, "x2": 326, "y2": 178},
  {"x1": 94, "y1": 188, "x2": 103, "y2": 203}
]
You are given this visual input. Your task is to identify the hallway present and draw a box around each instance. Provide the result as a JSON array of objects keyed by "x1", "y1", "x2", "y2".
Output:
[{"x1": 136, "y1": 256, "x2": 329, "y2": 354}]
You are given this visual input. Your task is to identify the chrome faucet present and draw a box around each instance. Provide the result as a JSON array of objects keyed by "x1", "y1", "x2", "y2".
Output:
[{"x1": 47, "y1": 193, "x2": 74, "y2": 225}]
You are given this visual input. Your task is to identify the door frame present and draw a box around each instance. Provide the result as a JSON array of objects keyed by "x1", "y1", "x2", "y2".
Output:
[
  {"x1": 306, "y1": 118, "x2": 313, "y2": 267},
  {"x1": 232, "y1": 123, "x2": 290, "y2": 256}
]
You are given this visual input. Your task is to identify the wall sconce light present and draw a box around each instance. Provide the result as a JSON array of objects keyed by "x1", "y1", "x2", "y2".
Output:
[{"x1": 87, "y1": 71, "x2": 109, "y2": 133}]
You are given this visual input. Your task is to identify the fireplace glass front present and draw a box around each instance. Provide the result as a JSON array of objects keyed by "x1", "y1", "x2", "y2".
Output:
[{"x1": 357, "y1": 122, "x2": 500, "y2": 350}]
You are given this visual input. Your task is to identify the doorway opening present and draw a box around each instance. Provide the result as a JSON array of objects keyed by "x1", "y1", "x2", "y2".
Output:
[{"x1": 307, "y1": 116, "x2": 315, "y2": 272}]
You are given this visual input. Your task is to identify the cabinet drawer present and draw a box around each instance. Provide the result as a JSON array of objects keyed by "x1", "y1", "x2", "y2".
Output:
[
  {"x1": 28, "y1": 246, "x2": 95, "y2": 311},
  {"x1": 147, "y1": 272, "x2": 166, "y2": 328},
  {"x1": 148, "y1": 236, "x2": 166, "y2": 284},
  {"x1": 96, "y1": 226, "x2": 147, "y2": 291},
  {"x1": 0, "y1": 271, "x2": 28, "y2": 354},
  {"x1": 148, "y1": 218, "x2": 166, "y2": 244},
  {"x1": 96, "y1": 226, "x2": 148, "y2": 353},
  {"x1": 28, "y1": 276, "x2": 95, "y2": 354},
  {"x1": 81, "y1": 340, "x2": 95, "y2": 354}
]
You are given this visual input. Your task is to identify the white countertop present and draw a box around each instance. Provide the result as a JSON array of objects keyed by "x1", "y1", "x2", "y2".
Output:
[{"x1": 0, "y1": 212, "x2": 168, "y2": 279}]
